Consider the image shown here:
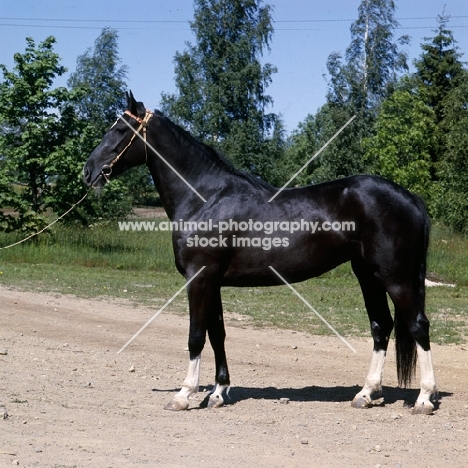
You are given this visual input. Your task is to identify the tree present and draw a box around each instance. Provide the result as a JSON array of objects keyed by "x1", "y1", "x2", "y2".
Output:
[
  {"x1": 67, "y1": 27, "x2": 128, "y2": 136},
  {"x1": 0, "y1": 36, "x2": 76, "y2": 232},
  {"x1": 433, "y1": 71, "x2": 468, "y2": 232},
  {"x1": 413, "y1": 12, "x2": 466, "y2": 175},
  {"x1": 286, "y1": 103, "x2": 361, "y2": 185},
  {"x1": 51, "y1": 28, "x2": 135, "y2": 222},
  {"x1": 414, "y1": 13, "x2": 465, "y2": 125},
  {"x1": 363, "y1": 82, "x2": 436, "y2": 205},
  {"x1": 161, "y1": 0, "x2": 282, "y2": 182},
  {"x1": 326, "y1": 0, "x2": 409, "y2": 112},
  {"x1": 287, "y1": 0, "x2": 409, "y2": 185}
]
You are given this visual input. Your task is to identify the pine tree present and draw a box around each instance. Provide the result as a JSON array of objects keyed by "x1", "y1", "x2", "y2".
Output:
[
  {"x1": 161, "y1": 0, "x2": 282, "y2": 181},
  {"x1": 414, "y1": 12, "x2": 465, "y2": 125},
  {"x1": 413, "y1": 12, "x2": 466, "y2": 182}
]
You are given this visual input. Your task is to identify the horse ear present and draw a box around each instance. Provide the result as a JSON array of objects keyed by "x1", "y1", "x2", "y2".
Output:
[
  {"x1": 126, "y1": 90, "x2": 145, "y2": 117},
  {"x1": 126, "y1": 90, "x2": 138, "y2": 114}
]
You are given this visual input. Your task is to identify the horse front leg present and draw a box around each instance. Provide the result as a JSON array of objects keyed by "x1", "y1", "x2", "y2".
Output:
[
  {"x1": 164, "y1": 353, "x2": 202, "y2": 411},
  {"x1": 205, "y1": 288, "x2": 230, "y2": 408},
  {"x1": 164, "y1": 273, "x2": 221, "y2": 411}
]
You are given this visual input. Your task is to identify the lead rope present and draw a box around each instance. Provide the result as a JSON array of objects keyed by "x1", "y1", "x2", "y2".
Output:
[
  {"x1": 1, "y1": 110, "x2": 153, "y2": 250},
  {"x1": 0, "y1": 190, "x2": 91, "y2": 250}
]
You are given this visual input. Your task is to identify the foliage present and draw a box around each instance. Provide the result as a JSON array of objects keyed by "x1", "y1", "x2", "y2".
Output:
[
  {"x1": 286, "y1": 104, "x2": 371, "y2": 185},
  {"x1": 288, "y1": 0, "x2": 409, "y2": 185},
  {"x1": 433, "y1": 72, "x2": 468, "y2": 232},
  {"x1": 326, "y1": 0, "x2": 408, "y2": 112},
  {"x1": 0, "y1": 36, "x2": 76, "y2": 232},
  {"x1": 161, "y1": 0, "x2": 284, "y2": 183},
  {"x1": 413, "y1": 13, "x2": 466, "y2": 125},
  {"x1": 363, "y1": 83, "x2": 436, "y2": 205},
  {"x1": 67, "y1": 27, "x2": 128, "y2": 137},
  {"x1": 57, "y1": 27, "x2": 136, "y2": 222}
]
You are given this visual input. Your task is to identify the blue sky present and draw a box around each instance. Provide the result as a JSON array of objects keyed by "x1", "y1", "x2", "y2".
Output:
[{"x1": 1, "y1": 0, "x2": 467, "y2": 133}]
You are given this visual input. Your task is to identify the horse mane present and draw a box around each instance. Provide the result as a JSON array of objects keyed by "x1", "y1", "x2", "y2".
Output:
[{"x1": 154, "y1": 110, "x2": 275, "y2": 191}]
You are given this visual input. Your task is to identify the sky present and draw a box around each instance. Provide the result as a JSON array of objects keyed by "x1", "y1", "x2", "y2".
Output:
[{"x1": 1, "y1": 0, "x2": 467, "y2": 134}]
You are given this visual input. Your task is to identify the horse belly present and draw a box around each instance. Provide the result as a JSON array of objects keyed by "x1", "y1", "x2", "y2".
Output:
[{"x1": 221, "y1": 234, "x2": 352, "y2": 287}]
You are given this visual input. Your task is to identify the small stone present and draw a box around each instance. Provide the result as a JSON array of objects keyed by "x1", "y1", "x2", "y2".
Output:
[
  {"x1": 1, "y1": 406, "x2": 8, "y2": 419},
  {"x1": 0, "y1": 349, "x2": 8, "y2": 355},
  {"x1": 279, "y1": 398, "x2": 290, "y2": 404},
  {"x1": 129, "y1": 365, "x2": 135, "y2": 373},
  {"x1": 291, "y1": 345, "x2": 298, "y2": 349},
  {"x1": 374, "y1": 445, "x2": 381, "y2": 452},
  {"x1": 301, "y1": 439, "x2": 308, "y2": 445},
  {"x1": 12, "y1": 460, "x2": 19, "y2": 466},
  {"x1": 391, "y1": 412, "x2": 401, "y2": 420},
  {"x1": 35, "y1": 447, "x2": 43, "y2": 453}
]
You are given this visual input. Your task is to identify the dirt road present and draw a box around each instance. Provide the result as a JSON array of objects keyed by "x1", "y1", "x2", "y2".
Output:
[{"x1": 0, "y1": 286, "x2": 467, "y2": 467}]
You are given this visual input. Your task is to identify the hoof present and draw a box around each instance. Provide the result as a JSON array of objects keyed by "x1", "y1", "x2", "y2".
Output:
[
  {"x1": 412, "y1": 402, "x2": 434, "y2": 415},
  {"x1": 164, "y1": 397, "x2": 189, "y2": 411},
  {"x1": 351, "y1": 396, "x2": 372, "y2": 409},
  {"x1": 207, "y1": 393, "x2": 224, "y2": 409}
]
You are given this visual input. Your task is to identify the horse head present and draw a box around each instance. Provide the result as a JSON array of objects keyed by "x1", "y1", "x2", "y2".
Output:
[{"x1": 83, "y1": 91, "x2": 150, "y2": 187}]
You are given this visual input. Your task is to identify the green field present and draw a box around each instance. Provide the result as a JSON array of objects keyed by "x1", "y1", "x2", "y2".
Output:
[{"x1": 1, "y1": 218, "x2": 467, "y2": 344}]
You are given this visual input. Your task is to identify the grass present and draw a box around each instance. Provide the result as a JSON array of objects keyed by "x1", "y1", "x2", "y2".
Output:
[{"x1": 1, "y1": 218, "x2": 467, "y2": 345}]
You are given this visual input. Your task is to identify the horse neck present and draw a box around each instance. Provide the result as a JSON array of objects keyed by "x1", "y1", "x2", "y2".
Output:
[{"x1": 145, "y1": 115, "x2": 227, "y2": 219}]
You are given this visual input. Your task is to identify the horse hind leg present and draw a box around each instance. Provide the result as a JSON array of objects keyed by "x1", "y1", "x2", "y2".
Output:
[
  {"x1": 351, "y1": 259, "x2": 394, "y2": 409},
  {"x1": 390, "y1": 283, "x2": 438, "y2": 415}
]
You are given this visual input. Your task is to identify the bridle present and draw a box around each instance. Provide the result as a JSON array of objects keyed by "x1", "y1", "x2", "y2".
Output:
[{"x1": 100, "y1": 109, "x2": 154, "y2": 182}]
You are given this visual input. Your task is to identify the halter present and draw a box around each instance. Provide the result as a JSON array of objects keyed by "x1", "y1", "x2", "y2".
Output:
[{"x1": 100, "y1": 109, "x2": 154, "y2": 182}]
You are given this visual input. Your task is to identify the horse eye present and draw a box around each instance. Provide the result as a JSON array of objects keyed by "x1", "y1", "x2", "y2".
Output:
[{"x1": 114, "y1": 126, "x2": 126, "y2": 134}]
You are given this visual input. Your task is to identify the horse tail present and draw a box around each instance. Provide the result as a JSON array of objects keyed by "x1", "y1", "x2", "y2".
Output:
[{"x1": 394, "y1": 198, "x2": 430, "y2": 387}]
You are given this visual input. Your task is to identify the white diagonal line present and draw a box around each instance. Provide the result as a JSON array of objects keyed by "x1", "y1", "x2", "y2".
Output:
[
  {"x1": 268, "y1": 115, "x2": 356, "y2": 202},
  {"x1": 119, "y1": 116, "x2": 207, "y2": 202},
  {"x1": 268, "y1": 266, "x2": 357, "y2": 353},
  {"x1": 117, "y1": 266, "x2": 206, "y2": 354}
]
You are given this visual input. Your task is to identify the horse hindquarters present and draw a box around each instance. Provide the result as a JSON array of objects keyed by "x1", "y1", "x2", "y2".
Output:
[{"x1": 354, "y1": 197, "x2": 437, "y2": 414}]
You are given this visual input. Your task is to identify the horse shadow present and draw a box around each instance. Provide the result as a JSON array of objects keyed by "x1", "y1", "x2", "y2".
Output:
[{"x1": 194, "y1": 384, "x2": 451, "y2": 410}]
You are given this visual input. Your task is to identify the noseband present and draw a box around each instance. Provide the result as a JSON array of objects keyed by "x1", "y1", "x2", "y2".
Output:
[{"x1": 100, "y1": 109, "x2": 153, "y2": 182}]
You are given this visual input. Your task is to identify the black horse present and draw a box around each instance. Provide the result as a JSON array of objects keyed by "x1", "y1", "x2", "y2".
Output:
[{"x1": 84, "y1": 92, "x2": 437, "y2": 414}]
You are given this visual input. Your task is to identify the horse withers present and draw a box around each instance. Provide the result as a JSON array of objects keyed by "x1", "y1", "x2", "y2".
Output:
[{"x1": 83, "y1": 92, "x2": 437, "y2": 414}]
